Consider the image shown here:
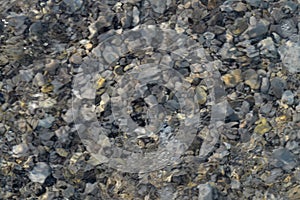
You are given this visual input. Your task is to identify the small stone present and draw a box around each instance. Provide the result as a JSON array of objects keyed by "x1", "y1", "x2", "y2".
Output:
[
  {"x1": 230, "y1": 18, "x2": 248, "y2": 36},
  {"x1": 39, "y1": 98, "x2": 57, "y2": 108},
  {"x1": 272, "y1": 148, "x2": 298, "y2": 170},
  {"x1": 254, "y1": 118, "x2": 272, "y2": 134},
  {"x1": 287, "y1": 185, "x2": 300, "y2": 200},
  {"x1": 246, "y1": 20, "x2": 269, "y2": 39},
  {"x1": 69, "y1": 53, "x2": 82, "y2": 64},
  {"x1": 84, "y1": 43, "x2": 93, "y2": 50},
  {"x1": 29, "y1": 162, "x2": 51, "y2": 184},
  {"x1": 12, "y1": 143, "x2": 29, "y2": 157},
  {"x1": 33, "y1": 73, "x2": 45, "y2": 87},
  {"x1": 260, "y1": 77, "x2": 270, "y2": 93},
  {"x1": 63, "y1": 0, "x2": 83, "y2": 13},
  {"x1": 29, "y1": 21, "x2": 47, "y2": 37},
  {"x1": 150, "y1": 0, "x2": 166, "y2": 14},
  {"x1": 270, "y1": 77, "x2": 286, "y2": 99},
  {"x1": 0, "y1": 55, "x2": 9, "y2": 66},
  {"x1": 96, "y1": 77, "x2": 105, "y2": 90},
  {"x1": 195, "y1": 86, "x2": 207, "y2": 105},
  {"x1": 41, "y1": 84, "x2": 54, "y2": 93},
  {"x1": 278, "y1": 41, "x2": 300, "y2": 73},
  {"x1": 293, "y1": 113, "x2": 300, "y2": 123},
  {"x1": 45, "y1": 59, "x2": 59, "y2": 73},
  {"x1": 198, "y1": 184, "x2": 214, "y2": 200},
  {"x1": 222, "y1": 69, "x2": 242, "y2": 88},
  {"x1": 281, "y1": 90, "x2": 294, "y2": 105},
  {"x1": 258, "y1": 37, "x2": 277, "y2": 58},
  {"x1": 38, "y1": 115, "x2": 55, "y2": 128},
  {"x1": 19, "y1": 69, "x2": 34, "y2": 82},
  {"x1": 56, "y1": 148, "x2": 68, "y2": 157},
  {"x1": 243, "y1": 69, "x2": 260, "y2": 90}
]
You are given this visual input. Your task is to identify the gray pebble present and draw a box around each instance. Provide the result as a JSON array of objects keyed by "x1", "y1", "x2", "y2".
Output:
[
  {"x1": 63, "y1": 0, "x2": 83, "y2": 13},
  {"x1": 38, "y1": 115, "x2": 55, "y2": 128},
  {"x1": 19, "y1": 69, "x2": 34, "y2": 82},
  {"x1": 198, "y1": 184, "x2": 214, "y2": 200},
  {"x1": 281, "y1": 90, "x2": 294, "y2": 105},
  {"x1": 278, "y1": 41, "x2": 300, "y2": 73},
  {"x1": 270, "y1": 77, "x2": 286, "y2": 98},
  {"x1": 247, "y1": 20, "x2": 269, "y2": 39},
  {"x1": 29, "y1": 162, "x2": 51, "y2": 184},
  {"x1": 260, "y1": 77, "x2": 270, "y2": 93}
]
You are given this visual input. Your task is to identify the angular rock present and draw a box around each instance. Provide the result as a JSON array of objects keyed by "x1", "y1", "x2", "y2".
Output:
[{"x1": 29, "y1": 162, "x2": 51, "y2": 184}]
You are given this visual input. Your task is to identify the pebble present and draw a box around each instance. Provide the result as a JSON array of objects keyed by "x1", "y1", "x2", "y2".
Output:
[
  {"x1": 39, "y1": 98, "x2": 57, "y2": 108},
  {"x1": 198, "y1": 184, "x2": 214, "y2": 200},
  {"x1": 270, "y1": 77, "x2": 286, "y2": 99},
  {"x1": 246, "y1": 20, "x2": 269, "y2": 39},
  {"x1": 38, "y1": 115, "x2": 55, "y2": 128},
  {"x1": 29, "y1": 162, "x2": 51, "y2": 184},
  {"x1": 278, "y1": 41, "x2": 300, "y2": 73},
  {"x1": 63, "y1": 0, "x2": 83, "y2": 13},
  {"x1": 195, "y1": 86, "x2": 207, "y2": 105},
  {"x1": 69, "y1": 53, "x2": 82, "y2": 64},
  {"x1": 281, "y1": 90, "x2": 294, "y2": 105},
  {"x1": 272, "y1": 148, "x2": 298, "y2": 170},
  {"x1": 254, "y1": 118, "x2": 272, "y2": 134},
  {"x1": 243, "y1": 69, "x2": 260, "y2": 90},
  {"x1": 260, "y1": 77, "x2": 270, "y2": 93},
  {"x1": 12, "y1": 143, "x2": 29, "y2": 157},
  {"x1": 230, "y1": 18, "x2": 248, "y2": 36},
  {"x1": 32, "y1": 73, "x2": 45, "y2": 87},
  {"x1": 258, "y1": 37, "x2": 277, "y2": 58},
  {"x1": 222, "y1": 69, "x2": 242, "y2": 88}
]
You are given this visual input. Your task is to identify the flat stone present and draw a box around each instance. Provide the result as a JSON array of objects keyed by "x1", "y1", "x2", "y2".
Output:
[
  {"x1": 29, "y1": 162, "x2": 51, "y2": 184},
  {"x1": 198, "y1": 184, "x2": 214, "y2": 200},
  {"x1": 63, "y1": 0, "x2": 83, "y2": 13},
  {"x1": 270, "y1": 77, "x2": 286, "y2": 99},
  {"x1": 243, "y1": 69, "x2": 260, "y2": 90},
  {"x1": 38, "y1": 115, "x2": 55, "y2": 128},
  {"x1": 272, "y1": 148, "x2": 298, "y2": 170},
  {"x1": 246, "y1": 20, "x2": 269, "y2": 39},
  {"x1": 278, "y1": 41, "x2": 300, "y2": 73}
]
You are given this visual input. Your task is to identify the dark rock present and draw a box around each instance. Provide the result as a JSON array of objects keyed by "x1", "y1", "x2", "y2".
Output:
[{"x1": 270, "y1": 77, "x2": 286, "y2": 99}]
